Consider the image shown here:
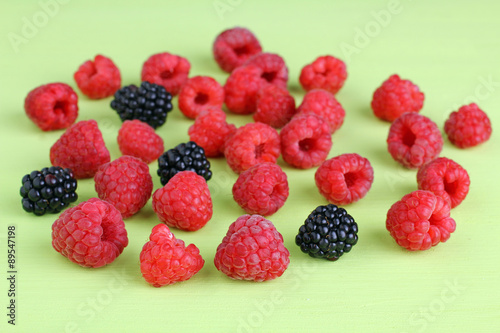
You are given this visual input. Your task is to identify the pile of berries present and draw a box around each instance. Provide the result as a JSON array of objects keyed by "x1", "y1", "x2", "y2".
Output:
[{"x1": 20, "y1": 26, "x2": 491, "y2": 287}]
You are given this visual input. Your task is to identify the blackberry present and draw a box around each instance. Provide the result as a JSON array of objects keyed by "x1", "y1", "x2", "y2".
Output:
[
  {"x1": 110, "y1": 81, "x2": 173, "y2": 129},
  {"x1": 295, "y1": 204, "x2": 358, "y2": 261},
  {"x1": 20, "y1": 166, "x2": 78, "y2": 216},
  {"x1": 157, "y1": 141, "x2": 212, "y2": 186}
]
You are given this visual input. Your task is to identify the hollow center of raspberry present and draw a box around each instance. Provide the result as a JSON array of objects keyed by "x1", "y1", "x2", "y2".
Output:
[
  {"x1": 53, "y1": 100, "x2": 69, "y2": 115},
  {"x1": 194, "y1": 93, "x2": 209, "y2": 105},
  {"x1": 255, "y1": 143, "x2": 266, "y2": 159},
  {"x1": 444, "y1": 179, "x2": 458, "y2": 196},
  {"x1": 160, "y1": 70, "x2": 174, "y2": 79},
  {"x1": 234, "y1": 45, "x2": 249, "y2": 56},
  {"x1": 261, "y1": 71, "x2": 277, "y2": 83},
  {"x1": 344, "y1": 172, "x2": 358, "y2": 187},
  {"x1": 86, "y1": 62, "x2": 97, "y2": 78},
  {"x1": 402, "y1": 128, "x2": 416, "y2": 147},
  {"x1": 299, "y1": 138, "x2": 315, "y2": 151}
]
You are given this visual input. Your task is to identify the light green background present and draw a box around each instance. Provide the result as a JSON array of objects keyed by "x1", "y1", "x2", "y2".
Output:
[{"x1": 1, "y1": 0, "x2": 499, "y2": 332}]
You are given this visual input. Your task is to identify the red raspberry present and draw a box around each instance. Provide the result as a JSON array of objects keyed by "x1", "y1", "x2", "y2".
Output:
[
  {"x1": 243, "y1": 52, "x2": 288, "y2": 89},
  {"x1": 117, "y1": 120, "x2": 164, "y2": 164},
  {"x1": 213, "y1": 27, "x2": 262, "y2": 73},
  {"x1": 141, "y1": 52, "x2": 191, "y2": 96},
  {"x1": 214, "y1": 214, "x2": 290, "y2": 281},
  {"x1": 140, "y1": 224, "x2": 204, "y2": 287},
  {"x1": 315, "y1": 153, "x2": 374, "y2": 205},
  {"x1": 299, "y1": 55, "x2": 347, "y2": 94},
  {"x1": 224, "y1": 65, "x2": 268, "y2": 114},
  {"x1": 444, "y1": 103, "x2": 492, "y2": 148},
  {"x1": 73, "y1": 54, "x2": 121, "y2": 99},
  {"x1": 417, "y1": 157, "x2": 470, "y2": 208},
  {"x1": 24, "y1": 82, "x2": 78, "y2": 131},
  {"x1": 232, "y1": 163, "x2": 289, "y2": 216},
  {"x1": 280, "y1": 114, "x2": 332, "y2": 169},
  {"x1": 178, "y1": 76, "x2": 224, "y2": 119},
  {"x1": 297, "y1": 89, "x2": 345, "y2": 133},
  {"x1": 50, "y1": 120, "x2": 110, "y2": 178},
  {"x1": 254, "y1": 85, "x2": 296, "y2": 128},
  {"x1": 371, "y1": 74, "x2": 424, "y2": 122},
  {"x1": 188, "y1": 107, "x2": 236, "y2": 157},
  {"x1": 386, "y1": 190, "x2": 456, "y2": 251},
  {"x1": 387, "y1": 112, "x2": 443, "y2": 169},
  {"x1": 94, "y1": 156, "x2": 153, "y2": 219},
  {"x1": 224, "y1": 122, "x2": 280, "y2": 174},
  {"x1": 51, "y1": 198, "x2": 128, "y2": 268},
  {"x1": 152, "y1": 171, "x2": 213, "y2": 231}
]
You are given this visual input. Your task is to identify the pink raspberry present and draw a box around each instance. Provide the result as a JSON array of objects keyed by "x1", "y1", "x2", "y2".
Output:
[
  {"x1": 444, "y1": 103, "x2": 492, "y2": 148},
  {"x1": 141, "y1": 52, "x2": 190, "y2": 95},
  {"x1": 386, "y1": 190, "x2": 456, "y2": 251},
  {"x1": 280, "y1": 114, "x2": 332, "y2": 169},
  {"x1": 254, "y1": 85, "x2": 296, "y2": 128},
  {"x1": 417, "y1": 157, "x2": 470, "y2": 208},
  {"x1": 224, "y1": 65, "x2": 268, "y2": 114},
  {"x1": 224, "y1": 122, "x2": 280, "y2": 174},
  {"x1": 371, "y1": 74, "x2": 424, "y2": 122},
  {"x1": 178, "y1": 76, "x2": 224, "y2": 119},
  {"x1": 73, "y1": 54, "x2": 121, "y2": 99},
  {"x1": 94, "y1": 156, "x2": 153, "y2": 218},
  {"x1": 50, "y1": 120, "x2": 110, "y2": 178},
  {"x1": 214, "y1": 214, "x2": 290, "y2": 281},
  {"x1": 51, "y1": 198, "x2": 128, "y2": 268},
  {"x1": 117, "y1": 120, "x2": 164, "y2": 164},
  {"x1": 315, "y1": 153, "x2": 374, "y2": 205},
  {"x1": 387, "y1": 112, "x2": 443, "y2": 168},
  {"x1": 233, "y1": 163, "x2": 289, "y2": 216},
  {"x1": 188, "y1": 107, "x2": 236, "y2": 157},
  {"x1": 299, "y1": 55, "x2": 347, "y2": 94},
  {"x1": 213, "y1": 27, "x2": 262, "y2": 73},
  {"x1": 152, "y1": 171, "x2": 213, "y2": 231},
  {"x1": 140, "y1": 224, "x2": 204, "y2": 287},
  {"x1": 243, "y1": 52, "x2": 288, "y2": 89},
  {"x1": 24, "y1": 82, "x2": 78, "y2": 131},
  {"x1": 297, "y1": 89, "x2": 345, "y2": 133}
]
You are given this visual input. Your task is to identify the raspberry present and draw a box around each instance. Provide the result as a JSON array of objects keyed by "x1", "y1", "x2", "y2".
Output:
[
  {"x1": 417, "y1": 157, "x2": 470, "y2": 208},
  {"x1": 214, "y1": 214, "x2": 290, "y2": 281},
  {"x1": 224, "y1": 122, "x2": 280, "y2": 174},
  {"x1": 299, "y1": 55, "x2": 347, "y2": 94},
  {"x1": 20, "y1": 166, "x2": 78, "y2": 216},
  {"x1": 280, "y1": 114, "x2": 332, "y2": 169},
  {"x1": 50, "y1": 120, "x2": 110, "y2": 179},
  {"x1": 213, "y1": 27, "x2": 262, "y2": 73},
  {"x1": 386, "y1": 190, "x2": 456, "y2": 251},
  {"x1": 444, "y1": 103, "x2": 492, "y2": 148},
  {"x1": 73, "y1": 54, "x2": 121, "y2": 99},
  {"x1": 157, "y1": 141, "x2": 212, "y2": 185},
  {"x1": 224, "y1": 65, "x2": 268, "y2": 114},
  {"x1": 24, "y1": 83, "x2": 78, "y2": 131},
  {"x1": 387, "y1": 112, "x2": 443, "y2": 169},
  {"x1": 232, "y1": 163, "x2": 289, "y2": 216},
  {"x1": 152, "y1": 171, "x2": 213, "y2": 231},
  {"x1": 117, "y1": 120, "x2": 164, "y2": 164},
  {"x1": 295, "y1": 204, "x2": 358, "y2": 261},
  {"x1": 243, "y1": 52, "x2": 288, "y2": 89},
  {"x1": 315, "y1": 153, "x2": 374, "y2": 205},
  {"x1": 140, "y1": 224, "x2": 204, "y2": 287},
  {"x1": 188, "y1": 107, "x2": 236, "y2": 157},
  {"x1": 110, "y1": 81, "x2": 173, "y2": 129},
  {"x1": 51, "y1": 198, "x2": 128, "y2": 268},
  {"x1": 94, "y1": 156, "x2": 153, "y2": 219},
  {"x1": 178, "y1": 76, "x2": 224, "y2": 119},
  {"x1": 297, "y1": 89, "x2": 345, "y2": 133},
  {"x1": 371, "y1": 74, "x2": 424, "y2": 122},
  {"x1": 141, "y1": 52, "x2": 191, "y2": 96},
  {"x1": 254, "y1": 85, "x2": 296, "y2": 128}
]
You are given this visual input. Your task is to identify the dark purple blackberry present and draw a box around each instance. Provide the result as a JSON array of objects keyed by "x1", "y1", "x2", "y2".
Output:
[
  {"x1": 20, "y1": 166, "x2": 78, "y2": 216},
  {"x1": 295, "y1": 204, "x2": 358, "y2": 261},
  {"x1": 157, "y1": 141, "x2": 212, "y2": 186},
  {"x1": 110, "y1": 81, "x2": 173, "y2": 129}
]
